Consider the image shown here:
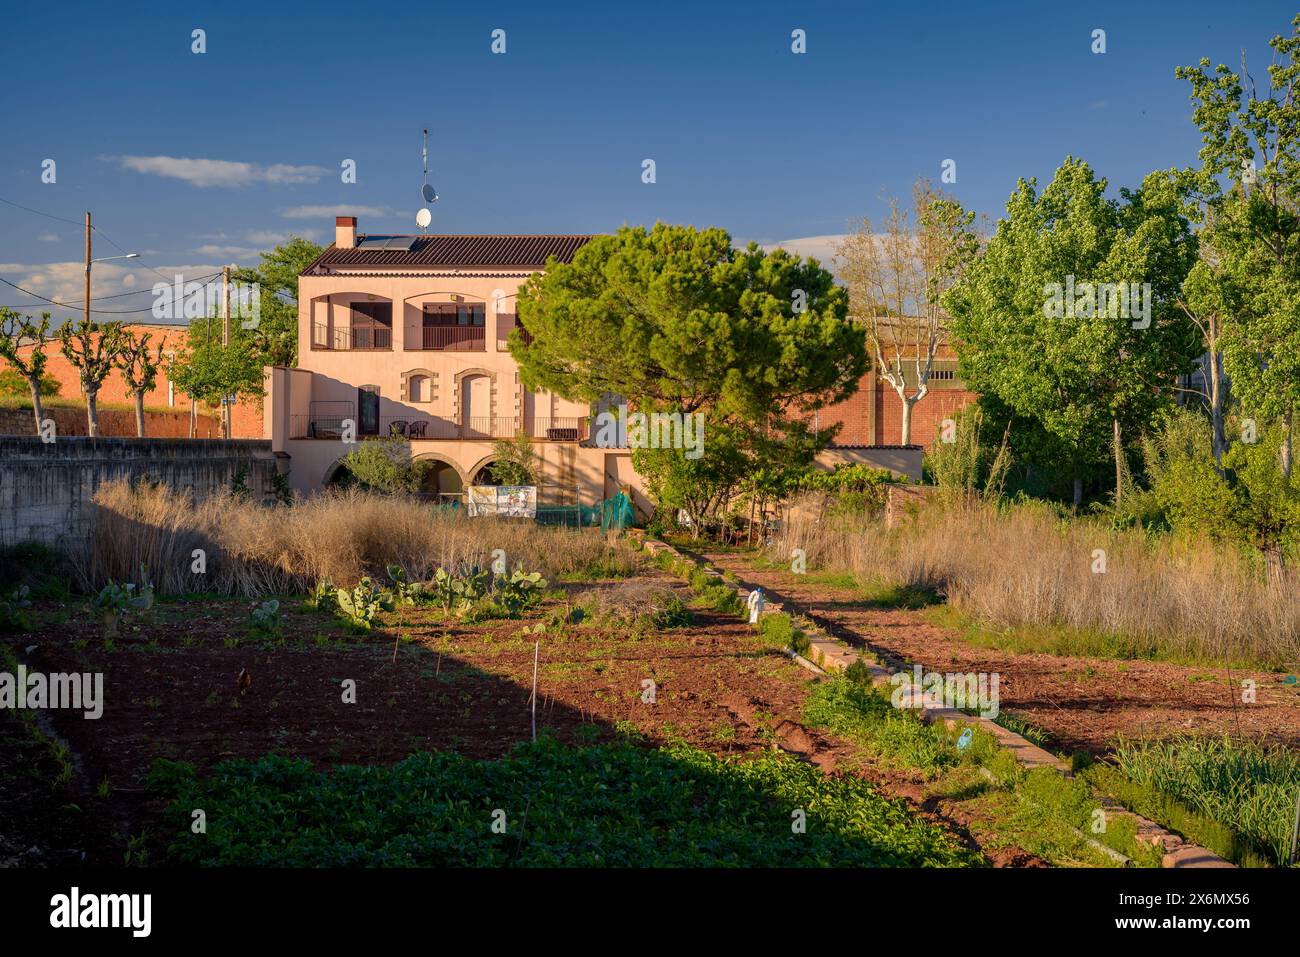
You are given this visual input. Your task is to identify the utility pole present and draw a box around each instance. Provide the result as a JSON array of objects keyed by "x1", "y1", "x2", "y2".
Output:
[
  {"x1": 83, "y1": 212, "x2": 92, "y2": 330},
  {"x1": 221, "y1": 265, "x2": 231, "y2": 439}
]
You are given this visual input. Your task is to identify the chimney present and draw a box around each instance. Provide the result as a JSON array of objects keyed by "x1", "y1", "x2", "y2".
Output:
[{"x1": 335, "y1": 216, "x2": 357, "y2": 249}]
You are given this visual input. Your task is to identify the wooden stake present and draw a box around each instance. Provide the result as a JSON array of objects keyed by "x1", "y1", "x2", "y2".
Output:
[
  {"x1": 531, "y1": 640, "x2": 539, "y2": 742},
  {"x1": 1290, "y1": 784, "x2": 1300, "y2": 866}
]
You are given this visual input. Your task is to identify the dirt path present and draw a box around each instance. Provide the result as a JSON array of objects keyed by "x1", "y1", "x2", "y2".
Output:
[{"x1": 697, "y1": 548, "x2": 1300, "y2": 756}]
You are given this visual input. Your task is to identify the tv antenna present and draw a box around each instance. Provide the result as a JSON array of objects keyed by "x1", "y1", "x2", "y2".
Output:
[{"x1": 417, "y1": 128, "x2": 437, "y2": 232}]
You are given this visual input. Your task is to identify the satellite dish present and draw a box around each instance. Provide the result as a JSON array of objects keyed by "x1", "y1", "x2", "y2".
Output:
[
  {"x1": 415, "y1": 207, "x2": 432, "y2": 229},
  {"x1": 422, "y1": 183, "x2": 438, "y2": 204}
]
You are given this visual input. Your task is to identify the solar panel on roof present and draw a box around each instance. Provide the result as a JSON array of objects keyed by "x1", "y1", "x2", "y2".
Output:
[{"x1": 355, "y1": 236, "x2": 418, "y2": 251}]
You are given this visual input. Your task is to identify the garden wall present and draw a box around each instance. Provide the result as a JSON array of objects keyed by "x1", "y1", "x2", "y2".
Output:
[
  {"x1": 0, "y1": 436, "x2": 278, "y2": 548},
  {"x1": 0, "y1": 405, "x2": 225, "y2": 439}
]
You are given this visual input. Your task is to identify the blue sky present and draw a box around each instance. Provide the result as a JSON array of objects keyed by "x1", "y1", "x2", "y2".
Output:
[{"x1": 1, "y1": 0, "x2": 1297, "y2": 316}]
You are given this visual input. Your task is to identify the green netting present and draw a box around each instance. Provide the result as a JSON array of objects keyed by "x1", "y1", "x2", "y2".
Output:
[{"x1": 601, "y1": 491, "x2": 634, "y2": 531}]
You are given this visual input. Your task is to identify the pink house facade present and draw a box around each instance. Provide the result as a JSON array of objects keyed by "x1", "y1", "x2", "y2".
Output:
[{"x1": 264, "y1": 217, "x2": 648, "y2": 511}]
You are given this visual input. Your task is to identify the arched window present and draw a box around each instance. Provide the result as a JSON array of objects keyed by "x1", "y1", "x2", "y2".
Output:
[{"x1": 409, "y1": 374, "x2": 430, "y2": 403}]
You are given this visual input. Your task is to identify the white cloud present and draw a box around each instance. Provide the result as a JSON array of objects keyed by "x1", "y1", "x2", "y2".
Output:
[
  {"x1": 37, "y1": 233, "x2": 59, "y2": 243},
  {"x1": 245, "y1": 229, "x2": 320, "y2": 246},
  {"x1": 280, "y1": 204, "x2": 390, "y2": 219},
  {"x1": 107, "y1": 155, "x2": 328, "y2": 188},
  {"x1": 0, "y1": 260, "x2": 229, "y2": 315},
  {"x1": 744, "y1": 234, "x2": 850, "y2": 271},
  {"x1": 196, "y1": 244, "x2": 262, "y2": 261}
]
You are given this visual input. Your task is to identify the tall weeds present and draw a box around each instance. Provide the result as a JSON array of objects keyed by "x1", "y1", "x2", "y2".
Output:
[
  {"x1": 771, "y1": 494, "x2": 1300, "y2": 667},
  {"x1": 77, "y1": 480, "x2": 635, "y2": 597}
]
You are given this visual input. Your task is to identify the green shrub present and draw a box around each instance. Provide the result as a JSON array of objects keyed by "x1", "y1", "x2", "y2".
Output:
[{"x1": 758, "y1": 612, "x2": 810, "y2": 654}]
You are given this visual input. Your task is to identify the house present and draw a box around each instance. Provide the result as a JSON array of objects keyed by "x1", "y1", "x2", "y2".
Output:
[
  {"x1": 265, "y1": 217, "x2": 648, "y2": 511},
  {"x1": 263, "y1": 216, "x2": 956, "y2": 511}
]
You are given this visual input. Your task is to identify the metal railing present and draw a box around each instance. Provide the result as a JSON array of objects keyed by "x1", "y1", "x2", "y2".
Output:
[
  {"x1": 495, "y1": 318, "x2": 533, "y2": 350},
  {"x1": 311, "y1": 322, "x2": 392, "y2": 351},
  {"x1": 406, "y1": 326, "x2": 486, "y2": 351},
  {"x1": 288, "y1": 414, "x2": 589, "y2": 441}
]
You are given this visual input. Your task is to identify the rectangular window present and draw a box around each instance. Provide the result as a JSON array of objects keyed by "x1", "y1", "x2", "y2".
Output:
[{"x1": 423, "y1": 303, "x2": 484, "y2": 326}]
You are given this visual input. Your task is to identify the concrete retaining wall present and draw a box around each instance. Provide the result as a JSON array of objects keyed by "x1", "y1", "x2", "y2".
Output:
[{"x1": 0, "y1": 436, "x2": 277, "y2": 548}]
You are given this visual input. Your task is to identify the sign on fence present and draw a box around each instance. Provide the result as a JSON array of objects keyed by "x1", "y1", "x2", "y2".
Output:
[{"x1": 467, "y1": 485, "x2": 537, "y2": 518}]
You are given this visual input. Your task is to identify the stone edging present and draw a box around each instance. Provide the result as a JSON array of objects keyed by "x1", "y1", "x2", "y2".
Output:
[{"x1": 637, "y1": 536, "x2": 1232, "y2": 869}]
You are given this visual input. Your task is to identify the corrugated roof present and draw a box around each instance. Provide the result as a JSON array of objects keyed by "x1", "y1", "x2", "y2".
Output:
[{"x1": 304, "y1": 234, "x2": 594, "y2": 273}]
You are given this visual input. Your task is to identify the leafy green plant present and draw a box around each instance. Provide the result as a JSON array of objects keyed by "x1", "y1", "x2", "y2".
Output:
[
  {"x1": 758, "y1": 612, "x2": 809, "y2": 654},
  {"x1": 0, "y1": 584, "x2": 32, "y2": 632},
  {"x1": 148, "y1": 739, "x2": 977, "y2": 867},
  {"x1": 247, "y1": 599, "x2": 281, "y2": 638},
  {"x1": 431, "y1": 566, "x2": 490, "y2": 617},
  {"x1": 335, "y1": 577, "x2": 393, "y2": 632},
  {"x1": 386, "y1": 565, "x2": 427, "y2": 606},
  {"x1": 89, "y1": 567, "x2": 155, "y2": 640},
  {"x1": 495, "y1": 568, "x2": 548, "y2": 617},
  {"x1": 304, "y1": 578, "x2": 338, "y2": 613},
  {"x1": 1109, "y1": 734, "x2": 1300, "y2": 866}
]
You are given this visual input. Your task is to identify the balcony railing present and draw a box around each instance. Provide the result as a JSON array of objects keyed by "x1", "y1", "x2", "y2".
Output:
[
  {"x1": 287, "y1": 414, "x2": 589, "y2": 442},
  {"x1": 312, "y1": 322, "x2": 391, "y2": 351},
  {"x1": 496, "y1": 318, "x2": 533, "y2": 350},
  {"x1": 406, "y1": 326, "x2": 486, "y2": 351}
]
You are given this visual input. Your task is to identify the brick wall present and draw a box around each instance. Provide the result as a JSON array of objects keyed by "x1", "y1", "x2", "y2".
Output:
[
  {"x1": 818, "y1": 375, "x2": 978, "y2": 449},
  {"x1": 0, "y1": 405, "x2": 224, "y2": 438},
  {"x1": 873, "y1": 386, "x2": 978, "y2": 448},
  {"x1": 13, "y1": 323, "x2": 262, "y2": 438}
]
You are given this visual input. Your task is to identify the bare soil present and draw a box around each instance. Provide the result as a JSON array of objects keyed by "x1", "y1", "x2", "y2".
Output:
[
  {"x1": 696, "y1": 547, "x2": 1300, "y2": 757},
  {"x1": 0, "y1": 561, "x2": 1058, "y2": 867}
]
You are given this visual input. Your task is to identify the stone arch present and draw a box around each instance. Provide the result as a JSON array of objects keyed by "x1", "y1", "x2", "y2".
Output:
[
  {"x1": 452, "y1": 367, "x2": 498, "y2": 422},
  {"x1": 399, "y1": 289, "x2": 489, "y2": 305},
  {"x1": 465, "y1": 453, "x2": 502, "y2": 486},
  {"x1": 413, "y1": 451, "x2": 467, "y2": 495},
  {"x1": 321, "y1": 456, "x2": 351, "y2": 487},
  {"x1": 400, "y1": 368, "x2": 438, "y2": 403}
]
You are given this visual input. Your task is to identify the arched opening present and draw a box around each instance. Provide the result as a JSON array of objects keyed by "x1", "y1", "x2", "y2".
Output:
[
  {"x1": 460, "y1": 373, "x2": 492, "y2": 435},
  {"x1": 408, "y1": 374, "x2": 430, "y2": 403},
  {"x1": 324, "y1": 460, "x2": 356, "y2": 489},
  {"x1": 471, "y1": 460, "x2": 507, "y2": 485},
  {"x1": 419, "y1": 459, "x2": 464, "y2": 496}
]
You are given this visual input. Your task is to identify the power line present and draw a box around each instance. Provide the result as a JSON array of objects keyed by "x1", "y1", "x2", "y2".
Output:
[
  {"x1": 7, "y1": 271, "x2": 224, "y2": 309},
  {"x1": 1, "y1": 194, "x2": 210, "y2": 285},
  {"x1": 0, "y1": 272, "x2": 225, "y2": 315},
  {"x1": 0, "y1": 195, "x2": 84, "y2": 227}
]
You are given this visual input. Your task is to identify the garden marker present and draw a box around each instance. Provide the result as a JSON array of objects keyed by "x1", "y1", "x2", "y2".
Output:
[{"x1": 531, "y1": 641, "x2": 539, "y2": 742}]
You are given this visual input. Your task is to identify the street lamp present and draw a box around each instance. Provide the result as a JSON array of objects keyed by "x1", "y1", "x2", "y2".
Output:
[{"x1": 84, "y1": 248, "x2": 140, "y2": 325}]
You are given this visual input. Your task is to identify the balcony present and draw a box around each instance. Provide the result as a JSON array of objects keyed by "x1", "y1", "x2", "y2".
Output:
[
  {"x1": 288, "y1": 413, "x2": 588, "y2": 442},
  {"x1": 312, "y1": 322, "x2": 391, "y2": 351},
  {"x1": 406, "y1": 326, "x2": 486, "y2": 352},
  {"x1": 496, "y1": 317, "x2": 533, "y2": 350}
]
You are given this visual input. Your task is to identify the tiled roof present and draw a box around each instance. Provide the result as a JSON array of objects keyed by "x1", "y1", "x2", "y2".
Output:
[{"x1": 304, "y1": 235, "x2": 594, "y2": 272}]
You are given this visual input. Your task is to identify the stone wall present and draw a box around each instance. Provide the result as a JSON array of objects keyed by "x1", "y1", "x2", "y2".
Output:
[{"x1": 0, "y1": 436, "x2": 278, "y2": 548}]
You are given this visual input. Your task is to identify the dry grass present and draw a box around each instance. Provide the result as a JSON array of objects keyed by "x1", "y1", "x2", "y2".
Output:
[
  {"x1": 574, "y1": 581, "x2": 685, "y2": 624},
  {"x1": 78, "y1": 480, "x2": 637, "y2": 597},
  {"x1": 771, "y1": 494, "x2": 1300, "y2": 667}
]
